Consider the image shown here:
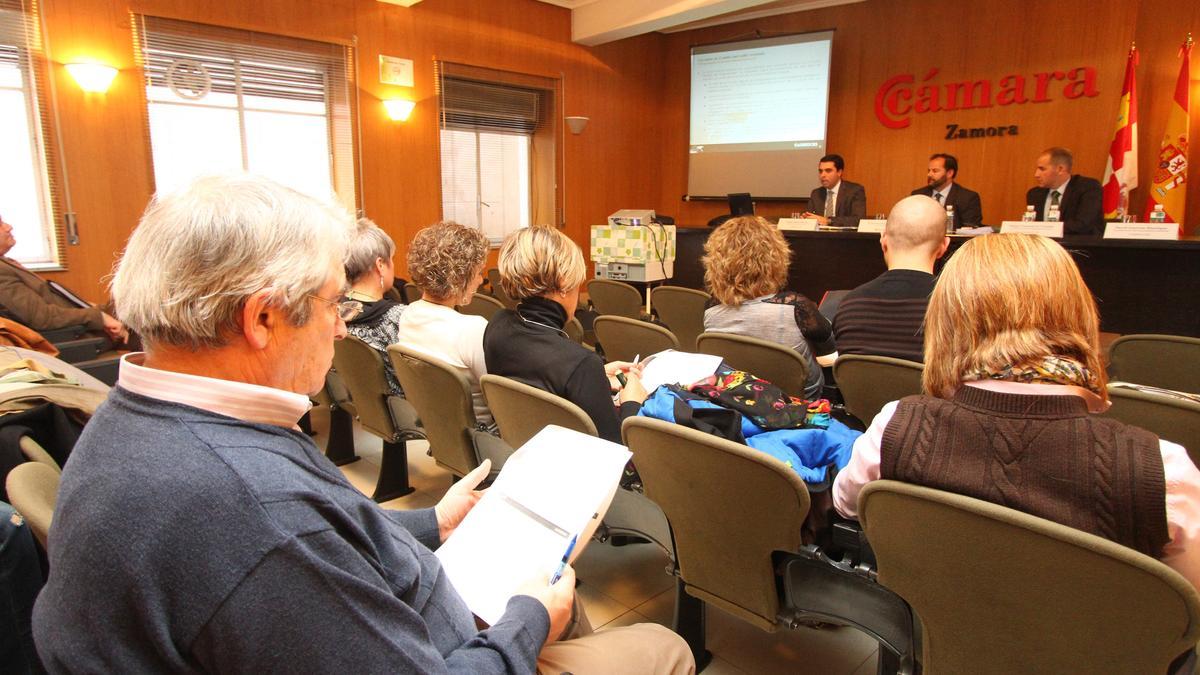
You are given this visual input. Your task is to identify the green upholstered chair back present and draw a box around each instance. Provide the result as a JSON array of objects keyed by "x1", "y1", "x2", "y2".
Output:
[
  {"x1": 622, "y1": 416, "x2": 809, "y2": 631},
  {"x1": 859, "y1": 480, "x2": 1200, "y2": 674},
  {"x1": 388, "y1": 344, "x2": 511, "y2": 477},
  {"x1": 479, "y1": 374, "x2": 597, "y2": 449},
  {"x1": 1102, "y1": 385, "x2": 1200, "y2": 465},
  {"x1": 332, "y1": 336, "x2": 418, "y2": 442},
  {"x1": 458, "y1": 293, "x2": 505, "y2": 322},
  {"x1": 651, "y1": 285, "x2": 710, "y2": 351},
  {"x1": 593, "y1": 315, "x2": 679, "y2": 364},
  {"x1": 1108, "y1": 334, "x2": 1200, "y2": 394},
  {"x1": 5, "y1": 461, "x2": 59, "y2": 549},
  {"x1": 402, "y1": 284, "x2": 424, "y2": 305},
  {"x1": 564, "y1": 317, "x2": 586, "y2": 345},
  {"x1": 833, "y1": 355, "x2": 924, "y2": 426},
  {"x1": 486, "y1": 269, "x2": 519, "y2": 310},
  {"x1": 585, "y1": 278, "x2": 643, "y2": 319},
  {"x1": 696, "y1": 331, "x2": 810, "y2": 398}
]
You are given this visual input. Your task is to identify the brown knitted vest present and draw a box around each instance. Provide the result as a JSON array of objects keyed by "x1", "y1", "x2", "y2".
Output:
[{"x1": 880, "y1": 386, "x2": 1169, "y2": 558}]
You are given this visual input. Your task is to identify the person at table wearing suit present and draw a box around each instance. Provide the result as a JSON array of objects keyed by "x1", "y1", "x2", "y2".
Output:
[
  {"x1": 802, "y1": 154, "x2": 866, "y2": 228},
  {"x1": 1025, "y1": 147, "x2": 1104, "y2": 235},
  {"x1": 910, "y1": 153, "x2": 983, "y2": 228}
]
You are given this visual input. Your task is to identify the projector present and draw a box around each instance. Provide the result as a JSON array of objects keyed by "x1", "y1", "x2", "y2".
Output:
[{"x1": 606, "y1": 209, "x2": 657, "y2": 227}]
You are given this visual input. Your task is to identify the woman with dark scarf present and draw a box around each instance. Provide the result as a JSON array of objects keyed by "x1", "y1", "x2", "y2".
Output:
[
  {"x1": 832, "y1": 233, "x2": 1200, "y2": 589},
  {"x1": 483, "y1": 226, "x2": 645, "y2": 450},
  {"x1": 342, "y1": 217, "x2": 406, "y2": 395}
]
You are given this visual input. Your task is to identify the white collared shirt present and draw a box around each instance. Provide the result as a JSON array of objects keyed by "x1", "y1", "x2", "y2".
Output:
[
  {"x1": 931, "y1": 183, "x2": 951, "y2": 205},
  {"x1": 118, "y1": 352, "x2": 312, "y2": 429},
  {"x1": 825, "y1": 180, "x2": 841, "y2": 216},
  {"x1": 1043, "y1": 176, "x2": 1071, "y2": 218}
]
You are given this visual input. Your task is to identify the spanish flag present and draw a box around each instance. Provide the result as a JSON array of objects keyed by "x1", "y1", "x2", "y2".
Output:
[
  {"x1": 1144, "y1": 35, "x2": 1191, "y2": 231},
  {"x1": 1103, "y1": 44, "x2": 1138, "y2": 219}
]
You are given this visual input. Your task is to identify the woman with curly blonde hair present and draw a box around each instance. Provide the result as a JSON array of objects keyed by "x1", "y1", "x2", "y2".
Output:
[
  {"x1": 394, "y1": 220, "x2": 494, "y2": 426},
  {"x1": 701, "y1": 216, "x2": 834, "y2": 399},
  {"x1": 833, "y1": 233, "x2": 1200, "y2": 588}
]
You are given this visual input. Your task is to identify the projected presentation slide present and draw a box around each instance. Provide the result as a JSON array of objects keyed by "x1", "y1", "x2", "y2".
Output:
[{"x1": 687, "y1": 31, "x2": 833, "y2": 199}]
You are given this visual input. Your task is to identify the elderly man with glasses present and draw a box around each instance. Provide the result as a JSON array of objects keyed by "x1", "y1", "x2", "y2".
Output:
[{"x1": 32, "y1": 175, "x2": 692, "y2": 674}]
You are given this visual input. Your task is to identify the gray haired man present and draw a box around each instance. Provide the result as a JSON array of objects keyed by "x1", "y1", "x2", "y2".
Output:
[{"x1": 33, "y1": 174, "x2": 693, "y2": 674}]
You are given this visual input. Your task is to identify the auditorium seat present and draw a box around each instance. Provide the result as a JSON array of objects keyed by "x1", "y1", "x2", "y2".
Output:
[
  {"x1": 696, "y1": 331, "x2": 810, "y2": 398},
  {"x1": 402, "y1": 284, "x2": 423, "y2": 305},
  {"x1": 5, "y1": 461, "x2": 58, "y2": 549},
  {"x1": 859, "y1": 480, "x2": 1200, "y2": 674},
  {"x1": 1102, "y1": 385, "x2": 1200, "y2": 464},
  {"x1": 834, "y1": 355, "x2": 924, "y2": 427},
  {"x1": 650, "y1": 286, "x2": 709, "y2": 351},
  {"x1": 623, "y1": 416, "x2": 915, "y2": 674},
  {"x1": 1108, "y1": 334, "x2": 1200, "y2": 394},
  {"x1": 311, "y1": 369, "x2": 358, "y2": 466},
  {"x1": 593, "y1": 315, "x2": 678, "y2": 363},
  {"x1": 480, "y1": 374, "x2": 672, "y2": 553},
  {"x1": 486, "y1": 269, "x2": 519, "y2": 310},
  {"x1": 457, "y1": 292, "x2": 504, "y2": 322},
  {"x1": 388, "y1": 344, "x2": 511, "y2": 480},
  {"x1": 331, "y1": 336, "x2": 423, "y2": 501},
  {"x1": 586, "y1": 278, "x2": 643, "y2": 319}
]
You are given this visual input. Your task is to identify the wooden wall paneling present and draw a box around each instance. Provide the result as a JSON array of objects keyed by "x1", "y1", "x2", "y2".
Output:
[
  {"x1": 40, "y1": 0, "x2": 154, "y2": 301},
  {"x1": 657, "y1": 0, "x2": 1144, "y2": 228}
]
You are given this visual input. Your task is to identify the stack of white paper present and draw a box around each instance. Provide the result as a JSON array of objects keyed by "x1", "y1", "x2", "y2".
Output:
[
  {"x1": 434, "y1": 425, "x2": 631, "y2": 625},
  {"x1": 639, "y1": 349, "x2": 723, "y2": 393}
]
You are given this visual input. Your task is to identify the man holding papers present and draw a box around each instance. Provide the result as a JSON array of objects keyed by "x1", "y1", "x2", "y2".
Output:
[{"x1": 33, "y1": 175, "x2": 693, "y2": 674}]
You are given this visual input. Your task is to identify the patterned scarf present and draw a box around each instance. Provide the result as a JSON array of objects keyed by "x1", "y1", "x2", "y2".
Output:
[{"x1": 965, "y1": 355, "x2": 1101, "y2": 394}]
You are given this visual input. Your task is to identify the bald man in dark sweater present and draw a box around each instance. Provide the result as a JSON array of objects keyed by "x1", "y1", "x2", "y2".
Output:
[{"x1": 833, "y1": 195, "x2": 950, "y2": 363}]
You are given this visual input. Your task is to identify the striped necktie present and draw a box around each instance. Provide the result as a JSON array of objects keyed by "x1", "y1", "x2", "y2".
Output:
[{"x1": 824, "y1": 189, "x2": 835, "y2": 219}]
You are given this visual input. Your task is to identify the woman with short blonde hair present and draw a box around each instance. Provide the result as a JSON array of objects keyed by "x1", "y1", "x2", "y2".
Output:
[
  {"x1": 484, "y1": 226, "x2": 646, "y2": 484},
  {"x1": 700, "y1": 216, "x2": 833, "y2": 399},
  {"x1": 833, "y1": 233, "x2": 1200, "y2": 589},
  {"x1": 395, "y1": 221, "x2": 494, "y2": 426}
]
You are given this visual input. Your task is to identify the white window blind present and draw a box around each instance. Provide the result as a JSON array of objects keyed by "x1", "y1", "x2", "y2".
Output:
[
  {"x1": 438, "y1": 71, "x2": 540, "y2": 244},
  {"x1": 134, "y1": 16, "x2": 356, "y2": 209},
  {"x1": 0, "y1": 0, "x2": 64, "y2": 267}
]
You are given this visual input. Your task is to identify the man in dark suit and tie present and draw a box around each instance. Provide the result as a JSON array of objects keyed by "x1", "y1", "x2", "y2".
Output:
[
  {"x1": 803, "y1": 154, "x2": 866, "y2": 228},
  {"x1": 1025, "y1": 147, "x2": 1104, "y2": 235},
  {"x1": 910, "y1": 153, "x2": 983, "y2": 228}
]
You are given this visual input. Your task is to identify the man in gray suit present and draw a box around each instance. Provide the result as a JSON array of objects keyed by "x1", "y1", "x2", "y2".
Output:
[{"x1": 803, "y1": 154, "x2": 866, "y2": 228}]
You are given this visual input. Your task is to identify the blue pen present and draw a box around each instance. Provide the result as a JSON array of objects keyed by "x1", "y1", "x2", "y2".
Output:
[{"x1": 549, "y1": 534, "x2": 578, "y2": 585}]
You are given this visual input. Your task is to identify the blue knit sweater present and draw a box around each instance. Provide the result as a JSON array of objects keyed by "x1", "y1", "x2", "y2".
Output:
[{"x1": 34, "y1": 386, "x2": 549, "y2": 673}]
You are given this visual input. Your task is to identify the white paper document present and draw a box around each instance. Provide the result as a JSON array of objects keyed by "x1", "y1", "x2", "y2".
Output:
[
  {"x1": 639, "y1": 349, "x2": 723, "y2": 392},
  {"x1": 434, "y1": 425, "x2": 631, "y2": 625}
]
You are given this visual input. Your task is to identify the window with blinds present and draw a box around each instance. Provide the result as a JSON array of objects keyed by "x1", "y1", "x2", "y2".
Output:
[
  {"x1": 133, "y1": 16, "x2": 356, "y2": 209},
  {"x1": 0, "y1": 0, "x2": 64, "y2": 267},
  {"x1": 438, "y1": 66, "x2": 556, "y2": 244}
]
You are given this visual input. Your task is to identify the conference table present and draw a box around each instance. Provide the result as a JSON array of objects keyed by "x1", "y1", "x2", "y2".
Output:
[{"x1": 670, "y1": 228, "x2": 1200, "y2": 337}]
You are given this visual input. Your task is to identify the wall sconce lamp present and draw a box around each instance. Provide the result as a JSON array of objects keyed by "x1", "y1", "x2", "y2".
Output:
[
  {"x1": 383, "y1": 99, "x2": 415, "y2": 121},
  {"x1": 65, "y1": 62, "x2": 118, "y2": 93},
  {"x1": 565, "y1": 116, "x2": 589, "y2": 135}
]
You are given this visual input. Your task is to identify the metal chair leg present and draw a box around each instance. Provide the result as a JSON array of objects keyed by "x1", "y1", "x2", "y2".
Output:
[
  {"x1": 324, "y1": 407, "x2": 359, "y2": 466},
  {"x1": 673, "y1": 578, "x2": 713, "y2": 671},
  {"x1": 373, "y1": 439, "x2": 415, "y2": 502}
]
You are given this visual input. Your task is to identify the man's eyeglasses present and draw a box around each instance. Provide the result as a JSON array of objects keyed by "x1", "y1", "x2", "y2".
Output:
[{"x1": 308, "y1": 294, "x2": 362, "y2": 322}]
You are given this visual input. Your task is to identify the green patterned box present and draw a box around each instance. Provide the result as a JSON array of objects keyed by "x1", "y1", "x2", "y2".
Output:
[{"x1": 589, "y1": 225, "x2": 676, "y2": 264}]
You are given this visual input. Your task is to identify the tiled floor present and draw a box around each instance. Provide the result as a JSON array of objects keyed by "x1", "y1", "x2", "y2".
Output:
[{"x1": 311, "y1": 407, "x2": 882, "y2": 674}]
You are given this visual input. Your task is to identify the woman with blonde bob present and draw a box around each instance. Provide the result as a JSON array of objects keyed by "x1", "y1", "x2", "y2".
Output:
[
  {"x1": 833, "y1": 233, "x2": 1200, "y2": 587},
  {"x1": 483, "y1": 226, "x2": 646, "y2": 460},
  {"x1": 701, "y1": 216, "x2": 834, "y2": 399},
  {"x1": 394, "y1": 221, "x2": 494, "y2": 427}
]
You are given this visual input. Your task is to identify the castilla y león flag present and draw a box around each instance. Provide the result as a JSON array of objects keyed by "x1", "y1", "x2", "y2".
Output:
[
  {"x1": 1103, "y1": 45, "x2": 1138, "y2": 219},
  {"x1": 1144, "y1": 36, "x2": 1192, "y2": 229}
]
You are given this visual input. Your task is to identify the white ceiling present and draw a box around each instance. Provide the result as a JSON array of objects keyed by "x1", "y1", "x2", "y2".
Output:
[{"x1": 534, "y1": 0, "x2": 864, "y2": 45}]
